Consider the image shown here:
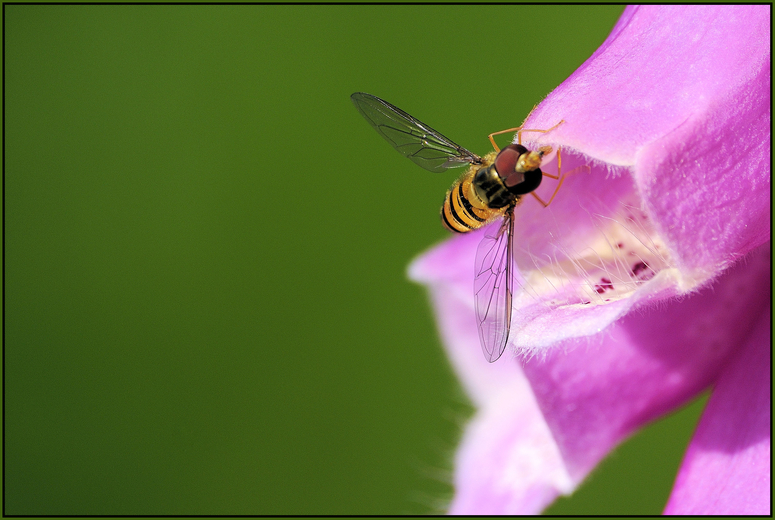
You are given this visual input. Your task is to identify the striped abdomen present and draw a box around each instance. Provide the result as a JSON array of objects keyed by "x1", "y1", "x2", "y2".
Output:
[{"x1": 441, "y1": 169, "x2": 506, "y2": 233}]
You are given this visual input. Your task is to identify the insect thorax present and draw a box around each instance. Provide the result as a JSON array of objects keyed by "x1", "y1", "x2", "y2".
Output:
[{"x1": 472, "y1": 163, "x2": 518, "y2": 210}]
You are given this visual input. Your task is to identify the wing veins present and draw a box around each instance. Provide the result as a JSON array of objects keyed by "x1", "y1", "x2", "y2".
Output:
[
  {"x1": 352, "y1": 92, "x2": 480, "y2": 172},
  {"x1": 474, "y1": 212, "x2": 515, "y2": 362}
]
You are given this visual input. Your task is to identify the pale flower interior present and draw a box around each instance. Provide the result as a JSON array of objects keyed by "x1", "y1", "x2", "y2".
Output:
[
  {"x1": 522, "y1": 191, "x2": 671, "y2": 305},
  {"x1": 504, "y1": 150, "x2": 676, "y2": 347}
]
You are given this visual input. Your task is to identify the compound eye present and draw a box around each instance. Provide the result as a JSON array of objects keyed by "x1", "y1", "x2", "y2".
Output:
[
  {"x1": 494, "y1": 144, "x2": 543, "y2": 195},
  {"x1": 508, "y1": 168, "x2": 542, "y2": 195},
  {"x1": 493, "y1": 145, "x2": 529, "y2": 186}
]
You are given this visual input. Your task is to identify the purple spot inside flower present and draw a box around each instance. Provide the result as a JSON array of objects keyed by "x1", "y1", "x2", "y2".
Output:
[
  {"x1": 632, "y1": 261, "x2": 655, "y2": 281},
  {"x1": 594, "y1": 277, "x2": 614, "y2": 294}
]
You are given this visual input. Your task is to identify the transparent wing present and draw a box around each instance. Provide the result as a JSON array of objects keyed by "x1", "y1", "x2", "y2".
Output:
[
  {"x1": 474, "y1": 212, "x2": 514, "y2": 362},
  {"x1": 351, "y1": 92, "x2": 480, "y2": 173}
]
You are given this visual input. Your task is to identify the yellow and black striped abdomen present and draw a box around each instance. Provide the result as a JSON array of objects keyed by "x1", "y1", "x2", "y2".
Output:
[{"x1": 441, "y1": 173, "x2": 499, "y2": 233}]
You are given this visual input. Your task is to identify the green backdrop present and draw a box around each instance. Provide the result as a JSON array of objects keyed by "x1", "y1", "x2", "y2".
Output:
[{"x1": 5, "y1": 5, "x2": 706, "y2": 515}]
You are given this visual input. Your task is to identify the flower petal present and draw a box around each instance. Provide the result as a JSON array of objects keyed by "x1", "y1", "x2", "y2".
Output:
[
  {"x1": 525, "y1": 5, "x2": 770, "y2": 282},
  {"x1": 521, "y1": 243, "x2": 770, "y2": 483},
  {"x1": 417, "y1": 243, "x2": 769, "y2": 514},
  {"x1": 663, "y1": 285, "x2": 771, "y2": 514},
  {"x1": 448, "y1": 381, "x2": 572, "y2": 515},
  {"x1": 426, "y1": 283, "x2": 572, "y2": 514},
  {"x1": 420, "y1": 274, "x2": 526, "y2": 407},
  {"x1": 526, "y1": 5, "x2": 770, "y2": 168}
]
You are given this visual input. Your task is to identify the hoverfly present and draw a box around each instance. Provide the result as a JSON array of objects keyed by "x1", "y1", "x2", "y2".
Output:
[{"x1": 351, "y1": 92, "x2": 567, "y2": 362}]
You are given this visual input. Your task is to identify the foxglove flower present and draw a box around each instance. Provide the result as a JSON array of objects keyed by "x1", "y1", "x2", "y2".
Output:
[{"x1": 409, "y1": 5, "x2": 770, "y2": 514}]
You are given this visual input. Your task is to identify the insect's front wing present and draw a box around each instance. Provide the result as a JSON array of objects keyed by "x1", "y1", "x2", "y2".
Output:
[
  {"x1": 351, "y1": 92, "x2": 479, "y2": 173},
  {"x1": 473, "y1": 213, "x2": 515, "y2": 363}
]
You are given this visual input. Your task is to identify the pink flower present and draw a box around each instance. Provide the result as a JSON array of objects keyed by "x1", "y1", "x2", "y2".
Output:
[{"x1": 408, "y1": 5, "x2": 770, "y2": 514}]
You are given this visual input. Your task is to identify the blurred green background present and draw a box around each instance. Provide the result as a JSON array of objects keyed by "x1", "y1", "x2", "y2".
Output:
[{"x1": 5, "y1": 4, "x2": 707, "y2": 515}]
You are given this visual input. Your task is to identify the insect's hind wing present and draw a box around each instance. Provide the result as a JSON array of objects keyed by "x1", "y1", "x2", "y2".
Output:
[
  {"x1": 474, "y1": 212, "x2": 515, "y2": 362},
  {"x1": 351, "y1": 92, "x2": 480, "y2": 173}
]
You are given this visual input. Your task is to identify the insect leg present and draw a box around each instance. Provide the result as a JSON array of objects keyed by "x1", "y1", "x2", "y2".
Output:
[
  {"x1": 516, "y1": 119, "x2": 565, "y2": 144},
  {"x1": 487, "y1": 127, "x2": 523, "y2": 152},
  {"x1": 532, "y1": 159, "x2": 592, "y2": 208},
  {"x1": 530, "y1": 181, "x2": 562, "y2": 208},
  {"x1": 489, "y1": 119, "x2": 565, "y2": 148}
]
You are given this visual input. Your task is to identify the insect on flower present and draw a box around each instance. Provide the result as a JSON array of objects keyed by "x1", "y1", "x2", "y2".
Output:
[{"x1": 351, "y1": 92, "x2": 570, "y2": 362}]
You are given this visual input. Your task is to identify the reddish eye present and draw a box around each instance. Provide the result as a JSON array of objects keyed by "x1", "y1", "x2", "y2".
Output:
[
  {"x1": 494, "y1": 144, "x2": 543, "y2": 195},
  {"x1": 494, "y1": 144, "x2": 529, "y2": 187},
  {"x1": 493, "y1": 147, "x2": 519, "y2": 177}
]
